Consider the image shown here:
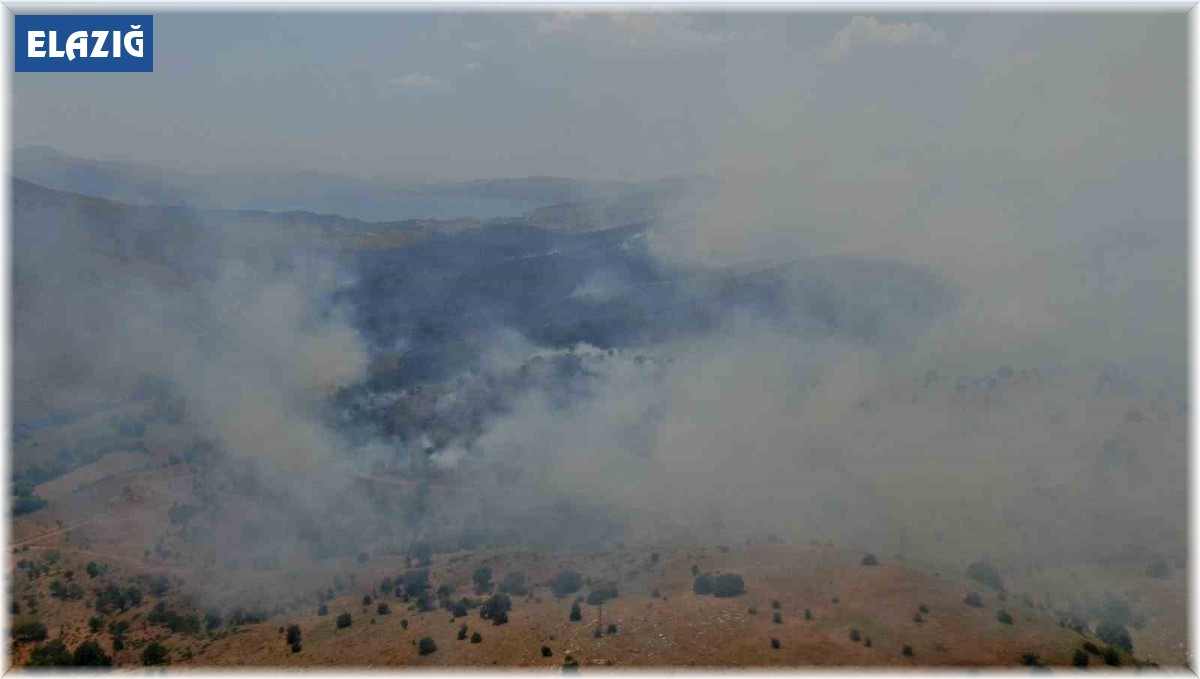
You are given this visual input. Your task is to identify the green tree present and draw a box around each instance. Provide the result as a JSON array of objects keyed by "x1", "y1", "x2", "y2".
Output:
[
  {"x1": 11, "y1": 619, "x2": 48, "y2": 643},
  {"x1": 72, "y1": 640, "x2": 113, "y2": 666},
  {"x1": 966, "y1": 562, "x2": 1005, "y2": 592},
  {"x1": 551, "y1": 570, "x2": 582, "y2": 598},
  {"x1": 141, "y1": 642, "x2": 168, "y2": 666},
  {"x1": 481, "y1": 593, "x2": 512, "y2": 625},
  {"x1": 499, "y1": 571, "x2": 529, "y2": 596},
  {"x1": 473, "y1": 566, "x2": 494, "y2": 595},
  {"x1": 27, "y1": 639, "x2": 73, "y2": 666},
  {"x1": 712, "y1": 573, "x2": 745, "y2": 598},
  {"x1": 1146, "y1": 555, "x2": 1172, "y2": 579}
]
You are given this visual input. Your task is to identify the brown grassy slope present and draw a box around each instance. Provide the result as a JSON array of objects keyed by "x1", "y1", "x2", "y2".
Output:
[{"x1": 180, "y1": 544, "x2": 1151, "y2": 668}]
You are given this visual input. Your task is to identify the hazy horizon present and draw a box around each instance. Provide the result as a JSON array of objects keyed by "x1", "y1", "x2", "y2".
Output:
[{"x1": 11, "y1": 11, "x2": 1183, "y2": 182}]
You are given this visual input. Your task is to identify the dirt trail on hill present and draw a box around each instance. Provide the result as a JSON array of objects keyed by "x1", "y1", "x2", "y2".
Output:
[
  {"x1": 10, "y1": 517, "x2": 97, "y2": 548},
  {"x1": 18, "y1": 544, "x2": 189, "y2": 576}
]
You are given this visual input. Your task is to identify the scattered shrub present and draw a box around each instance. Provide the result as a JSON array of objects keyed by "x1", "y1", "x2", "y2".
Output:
[
  {"x1": 569, "y1": 601, "x2": 582, "y2": 622},
  {"x1": 913, "y1": 612, "x2": 924, "y2": 623},
  {"x1": 11, "y1": 620, "x2": 48, "y2": 643},
  {"x1": 418, "y1": 637, "x2": 437, "y2": 655},
  {"x1": 409, "y1": 542, "x2": 433, "y2": 569},
  {"x1": 1072, "y1": 649, "x2": 1089, "y2": 667},
  {"x1": 606, "y1": 623, "x2": 617, "y2": 634},
  {"x1": 918, "y1": 603, "x2": 930, "y2": 614},
  {"x1": 966, "y1": 561, "x2": 1005, "y2": 592},
  {"x1": 458, "y1": 624, "x2": 468, "y2": 640},
  {"x1": 416, "y1": 590, "x2": 436, "y2": 612},
  {"x1": 996, "y1": 610, "x2": 1014, "y2": 625},
  {"x1": 28, "y1": 639, "x2": 73, "y2": 666},
  {"x1": 401, "y1": 618, "x2": 409, "y2": 630},
  {"x1": 377, "y1": 602, "x2": 390, "y2": 615},
  {"x1": 500, "y1": 571, "x2": 529, "y2": 596},
  {"x1": 693, "y1": 573, "x2": 714, "y2": 595},
  {"x1": 473, "y1": 566, "x2": 494, "y2": 595},
  {"x1": 963, "y1": 591, "x2": 984, "y2": 608},
  {"x1": 1146, "y1": 555, "x2": 1172, "y2": 579},
  {"x1": 712, "y1": 573, "x2": 746, "y2": 598},
  {"x1": 13, "y1": 494, "x2": 48, "y2": 516},
  {"x1": 336, "y1": 613, "x2": 352, "y2": 629},
  {"x1": 773, "y1": 612, "x2": 782, "y2": 624},
  {"x1": 1096, "y1": 621, "x2": 1132, "y2": 653},
  {"x1": 1021, "y1": 652, "x2": 1043, "y2": 667},
  {"x1": 400, "y1": 569, "x2": 431, "y2": 597},
  {"x1": 770, "y1": 637, "x2": 780, "y2": 649},
  {"x1": 587, "y1": 584, "x2": 619, "y2": 605},
  {"x1": 141, "y1": 642, "x2": 168, "y2": 666},
  {"x1": 804, "y1": 608, "x2": 813, "y2": 620},
  {"x1": 147, "y1": 574, "x2": 171, "y2": 597},
  {"x1": 72, "y1": 640, "x2": 112, "y2": 666},
  {"x1": 481, "y1": 593, "x2": 512, "y2": 625},
  {"x1": 1103, "y1": 646, "x2": 1121, "y2": 667},
  {"x1": 470, "y1": 632, "x2": 482, "y2": 644},
  {"x1": 147, "y1": 601, "x2": 201, "y2": 634},
  {"x1": 1082, "y1": 641, "x2": 1101, "y2": 655},
  {"x1": 849, "y1": 628, "x2": 861, "y2": 642},
  {"x1": 286, "y1": 624, "x2": 302, "y2": 646},
  {"x1": 551, "y1": 570, "x2": 583, "y2": 598},
  {"x1": 902, "y1": 645, "x2": 913, "y2": 657},
  {"x1": 861, "y1": 554, "x2": 878, "y2": 566},
  {"x1": 317, "y1": 603, "x2": 328, "y2": 616}
]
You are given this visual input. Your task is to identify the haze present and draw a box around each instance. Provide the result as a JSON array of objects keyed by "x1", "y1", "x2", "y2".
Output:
[{"x1": 7, "y1": 7, "x2": 1189, "y2": 670}]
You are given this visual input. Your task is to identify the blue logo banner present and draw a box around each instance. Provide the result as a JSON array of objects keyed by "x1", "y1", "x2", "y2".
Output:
[{"x1": 16, "y1": 15, "x2": 153, "y2": 72}]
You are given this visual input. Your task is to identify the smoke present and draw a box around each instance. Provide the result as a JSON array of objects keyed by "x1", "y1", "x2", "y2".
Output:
[
  {"x1": 9, "y1": 12, "x2": 1185, "y2": 634},
  {"x1": 418, "y1": 11, "x2": 1186, "y2": 575}
]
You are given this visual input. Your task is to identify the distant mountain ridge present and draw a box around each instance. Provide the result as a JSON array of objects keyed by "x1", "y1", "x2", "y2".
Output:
[
  {"x1": 12, "y1": 146, "x2": 649, "y2": 222},
  {"x1": 12, "y1": 176, "x2": 956, "y2": 393}
]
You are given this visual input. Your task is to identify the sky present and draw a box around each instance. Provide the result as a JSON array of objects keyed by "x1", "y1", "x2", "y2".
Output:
[{"x1": 11, "y1": 10, "x2": 1185, "y2": 182}]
